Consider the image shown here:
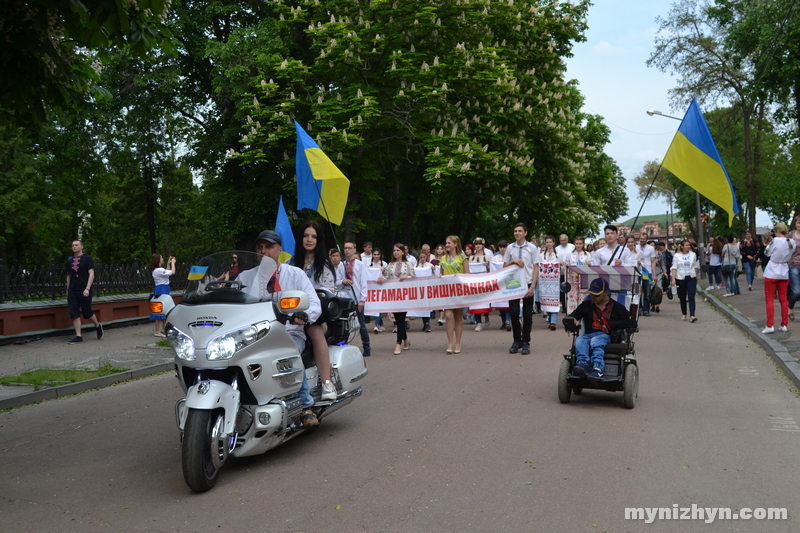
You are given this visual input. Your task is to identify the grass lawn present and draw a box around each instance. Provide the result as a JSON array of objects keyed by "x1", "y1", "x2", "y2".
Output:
[{"x1": 0, "y1": 362, "x2": 129, "y2": 390}]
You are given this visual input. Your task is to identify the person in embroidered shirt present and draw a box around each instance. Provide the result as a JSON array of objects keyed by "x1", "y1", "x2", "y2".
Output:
[
  {"x1": 503, "y1": 222, "x2": 540, "y2": 355},
  {"x1": 65, "y1": 240, "x2": 104, "y2": 344},
  {"x1": 341, "y1": 241, "x2": 370, "y2": 356},
  {"x1": 566, "y1": 278, "x2": 634, "y2": 380}
]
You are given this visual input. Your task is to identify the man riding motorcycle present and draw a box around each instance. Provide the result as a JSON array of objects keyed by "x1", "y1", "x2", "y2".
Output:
[{"x1": 237, "y1": 229, "x2": 321, "y2": 428}]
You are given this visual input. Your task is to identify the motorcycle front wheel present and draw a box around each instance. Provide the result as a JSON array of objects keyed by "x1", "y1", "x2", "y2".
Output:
[{"x1": 182, "y1": 408, "x2": 227, "y2": 492}]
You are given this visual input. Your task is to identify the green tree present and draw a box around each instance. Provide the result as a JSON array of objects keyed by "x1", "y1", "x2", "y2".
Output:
[
  {"x1": 709, "y1": 0, "x2": 800, "y2": 135},
  {"x1": 236, "y1": 0, "x2": 623, "y2": 248},
  {"x1": 648, "y1": 0, "x2": 772, "y2": 232},
  {"x1": 0, "y1": 0, "x2": 174, "y2": 132},
  {"x1": 0, "y1": 127, "x2": 43, "y2": 265}
]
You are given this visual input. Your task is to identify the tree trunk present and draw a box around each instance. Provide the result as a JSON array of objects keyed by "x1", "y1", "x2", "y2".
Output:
[{"x1": 741, "y1": 102, "x2": 757, "y2": 233}]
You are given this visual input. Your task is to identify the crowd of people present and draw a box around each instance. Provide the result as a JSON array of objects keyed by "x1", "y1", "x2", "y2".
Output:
[
  {"x1": 320, "y1": 217, "x2": 800, "y2": 354},
  {"x1": 322, "y1": 223, "x2": 677, "y2": 357},
  {"x1": 132, "y1": 216, "x2": 800, "y2": 367}
]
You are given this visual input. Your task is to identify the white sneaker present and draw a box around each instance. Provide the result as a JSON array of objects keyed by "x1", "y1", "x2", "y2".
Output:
[
  {"x1": 779, "y1": 326, "x2": 788, "y2": 332},
  {"x1": 378, "y1": 326, "x2": 385, "y2": 332},
  {"x1": 373, "y1": 326, "x2": 380, "y2": 333},
  {"x1": 475, "y1": 323, "x2": 483, "y2": 332},
  {"x1": 762, "y1": 326, "x2": 775, "y2": 334},
  {"x1": 485, "y1": 318, "x2": 491, "y2": 327},
  {"x1": 321, "y1": 380, "x2": 337, "y2": 401}
]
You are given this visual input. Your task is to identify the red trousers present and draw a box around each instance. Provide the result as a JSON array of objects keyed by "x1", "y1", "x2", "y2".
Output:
[{"x1": 764, "y1": 277, "x2": 789, "y2": 327}]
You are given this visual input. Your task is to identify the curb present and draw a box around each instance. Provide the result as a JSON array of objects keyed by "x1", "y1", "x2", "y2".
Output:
[
  {"x1": 0, "y1": 362, "x2": 174, "y2": 411},
  {"x1": 703, "y1": 291, "x2": 800, "y2": 390}
]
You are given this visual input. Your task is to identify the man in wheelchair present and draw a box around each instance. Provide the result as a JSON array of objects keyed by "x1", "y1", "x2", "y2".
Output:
[{"x1": 564, "y1": 278, "x2": 636, "y2": 380}]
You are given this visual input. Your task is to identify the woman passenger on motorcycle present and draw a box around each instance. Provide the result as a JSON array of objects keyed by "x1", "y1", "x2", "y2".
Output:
[
  {"x1": 378, "y1": 243, "x2": 416, "y2": 354},
  {"x1": 291, "y1": 221, "x2": 337, "y2": 401}
]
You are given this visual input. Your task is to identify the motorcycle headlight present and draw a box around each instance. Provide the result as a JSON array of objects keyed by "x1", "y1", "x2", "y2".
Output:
[
  {"x1": 207, "y1": 321, "x2": 270, "y2": 361},
  {"x1": 165, "y1": 325, "x2": 195, "y2": 361}
]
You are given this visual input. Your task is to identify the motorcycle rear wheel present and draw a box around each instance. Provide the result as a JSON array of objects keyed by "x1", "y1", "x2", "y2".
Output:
[{"x1": 182, "y1": 408, "x2": 225, "y2": 492}]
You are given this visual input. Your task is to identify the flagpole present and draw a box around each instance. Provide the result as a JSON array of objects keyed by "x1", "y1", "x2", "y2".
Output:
[
  {"x1": 312, "y1": 179, "x2": 344, "y2": 256},
  {"x1": 629, "y1": 166, "x2": 664, "y2": 236}
]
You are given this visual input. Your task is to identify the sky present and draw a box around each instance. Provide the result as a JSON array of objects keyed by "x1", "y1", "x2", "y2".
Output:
[{"x1": 563, "y1": 0, "x2": 773, "y2": 229}]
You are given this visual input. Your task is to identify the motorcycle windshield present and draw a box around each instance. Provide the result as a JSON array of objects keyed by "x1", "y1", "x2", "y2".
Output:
[{"x1": 182, "y1": 251, "x2": 279, "y2": 305}]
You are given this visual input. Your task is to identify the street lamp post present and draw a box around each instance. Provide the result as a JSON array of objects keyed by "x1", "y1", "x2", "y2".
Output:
[{"x1": 647, "y1": 109, "x2": 707, "y2": 278}]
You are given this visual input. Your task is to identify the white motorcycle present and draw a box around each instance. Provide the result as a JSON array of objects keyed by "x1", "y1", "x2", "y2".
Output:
[{"x1": 166, "y1": 252, "x2": 367, "y2": 492}]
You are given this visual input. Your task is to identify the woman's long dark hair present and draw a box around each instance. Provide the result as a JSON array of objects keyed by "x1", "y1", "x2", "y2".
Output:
[
  {"x1": 294, "y1": 220, "x2": 335, "y2": 284},
  {"x1": 149, "y1": 253, "x2": 162, "y2": 272}
]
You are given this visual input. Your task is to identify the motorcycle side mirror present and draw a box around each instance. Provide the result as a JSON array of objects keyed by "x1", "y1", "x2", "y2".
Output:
[{"x1": 560, "y1": 281, "x2": 571, "y2": 294}]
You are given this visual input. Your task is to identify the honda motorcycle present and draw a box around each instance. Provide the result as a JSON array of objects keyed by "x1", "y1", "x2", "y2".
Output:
[{"x1": 166, "y1": 251, "x2": 367, "y2": 492}]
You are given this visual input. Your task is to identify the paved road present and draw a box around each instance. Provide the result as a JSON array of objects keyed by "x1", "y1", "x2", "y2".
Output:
[{"x1": 1, "y1": 300, "x2": 798, "y2": 532}]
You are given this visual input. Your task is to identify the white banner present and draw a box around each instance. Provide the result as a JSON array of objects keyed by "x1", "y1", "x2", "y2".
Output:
[
  {"x1": 365, "y1": 266, "x2": 527, "y2": 314},
  {"x1": 408, "y1": 267, "x2": 436, "y2": 318},
  {"x1": 364, "y1": 267, "x2": 383, "y2": 316},
  {"x1": 489, "y1": 260, "x2": 510, "y2": 309}
]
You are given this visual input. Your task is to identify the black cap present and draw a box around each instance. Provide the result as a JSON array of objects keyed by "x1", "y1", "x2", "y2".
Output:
[{"x1": 255, "y1": 230, "x2": 281, "y2": 245}]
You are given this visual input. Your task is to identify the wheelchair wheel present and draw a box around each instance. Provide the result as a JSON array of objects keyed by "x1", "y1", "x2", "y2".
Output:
[
  {"x1": 623, "y1": 363, "x2": 638, "y2": 409},
  {"x1": 558, "y1": 359, "x2": 571, "y2": 404}
]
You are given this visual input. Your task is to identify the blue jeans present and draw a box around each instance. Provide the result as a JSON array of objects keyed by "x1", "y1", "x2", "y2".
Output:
[
  {"x1": 290, "y1": 332, "x2": 314, "y2": 408},
  {"x1": 356, "y1": 309, "x2": 370, "y2": 353},
  {"x1": 641, "y1": 277, "x2": 651, "y2": 312},
  {"x1": 722, "y1": 264, "x2": 739, "y2": 294},
  {"x1": 743, "y1": 260, "x2": 756, "y2": 288},
  {"x1": 707, "y1": 265, "x2": 722, "y2": 286},
  {"x1": 547, "y1": 311, "x2": 558, "y2": 324},
  {"x1": 575, "y1": 331, "x2": 611, "y2": 371},
  {"x1": 789, "y1": 267, "x2": 800, "y2": 310}
]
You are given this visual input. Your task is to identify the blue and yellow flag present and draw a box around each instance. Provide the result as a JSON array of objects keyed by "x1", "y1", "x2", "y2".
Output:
[
  {"x1": 187, "y1": 265, "x2": 208, "y2": 281},
  {"x1": 294, "y1": 120, "x2": 350, "y2": 225},
  {"x1": 662, "y1": 98, "x2": 739, "y2": 226},
  {"x1": 275, "y1": 195, "x2": 295, "y2": 264}
]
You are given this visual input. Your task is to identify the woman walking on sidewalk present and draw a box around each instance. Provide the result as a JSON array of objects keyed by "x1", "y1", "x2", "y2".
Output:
[
  {"x1": 739, "y1": 231, "x2": 760, "y2": 291},
  {"x1": 762, "y1": 223, "x2": 796, "y2": 334},
  {"x1": 788, "y1": 217, "x2": 800, "y2": 322},
  {"x1": 670, "y1": 239, "x2": 699, "y2": 322},
  {"x1": 721, "y1": 234, "x2": 741, "y2": 296}
]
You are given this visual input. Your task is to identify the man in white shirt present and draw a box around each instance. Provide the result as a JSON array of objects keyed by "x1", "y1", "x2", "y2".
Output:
[
  {"x1": 636, "y1": 232, "x2": 657, "y2": 316},
  {"x1": 555, "y1": 234, "x2": 575, "y2": 263},
  {"x1": 594, "y1": 225, "x2": 634, "y2": 267},
  {"x1": 503, "y1": 222, "x2": 540, "y2": 355},
  {"x1": 360, "y1": 241, "x2": 373, "y2": 264},
  {"x1": 555, "y1": 234, "x2": 575, "y2": 312},
  {"x1": 341, "y1": 241, "x2": 370, "y2": 357},
  {"x1": 405, "y1": 245, "x2": 418, "y2": 267},
  {"x1": 238, "y1": 230, "x2": 323, "y2": 426}
]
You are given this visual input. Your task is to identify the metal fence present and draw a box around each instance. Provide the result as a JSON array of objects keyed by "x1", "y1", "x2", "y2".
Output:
[{"x1": 0, "y1": 260, "x2": 191, "y2": 303}]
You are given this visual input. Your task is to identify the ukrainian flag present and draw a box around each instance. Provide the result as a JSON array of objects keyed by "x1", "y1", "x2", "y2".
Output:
[
  {"x1": 187, "y1": 265, "x2": 208, "y2": 281},
  {"x1": 275, "y1": 196, "x2": 296, "y2": 263},
  {"x1": 662, "y1": 98, "x2": 739, "y2": 226},
  {"x1": 294, "y1": 120, "x2": 350, "y2": 225}
]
